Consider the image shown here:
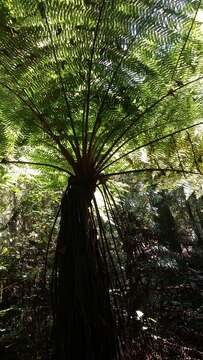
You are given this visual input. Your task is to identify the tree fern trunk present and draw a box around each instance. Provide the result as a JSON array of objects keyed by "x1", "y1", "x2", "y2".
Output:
[{"x1": 52, "y1": 177, "x2": 118, "y2": 360}]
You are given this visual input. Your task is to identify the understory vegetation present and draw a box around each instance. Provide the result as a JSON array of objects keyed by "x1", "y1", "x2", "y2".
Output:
[{"x1": 0, "y1": 177, "x2": 203, "y2": 359}]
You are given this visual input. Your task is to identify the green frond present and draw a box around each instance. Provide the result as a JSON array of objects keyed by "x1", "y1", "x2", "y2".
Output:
[{"x1": 0, "y1": 0, "x2": 202, "y2": 178}]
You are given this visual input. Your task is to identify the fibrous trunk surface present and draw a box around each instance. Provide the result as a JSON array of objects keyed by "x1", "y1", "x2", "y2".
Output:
[{"x1": 52, "y1": 177, "x2": 119, "y2": 360}]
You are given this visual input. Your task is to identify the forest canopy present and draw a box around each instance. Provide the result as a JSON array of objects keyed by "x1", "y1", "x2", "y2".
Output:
[{"x1": 0, "y1": 1, "x2": 202, "y2": 359}]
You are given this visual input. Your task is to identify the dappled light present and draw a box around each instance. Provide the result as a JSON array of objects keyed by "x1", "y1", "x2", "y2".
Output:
[{"x1": 0, "y1": 1, "x2": 202, "y2": 359}]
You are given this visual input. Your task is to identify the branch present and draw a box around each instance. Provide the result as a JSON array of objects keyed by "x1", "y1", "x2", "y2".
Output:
[
  {"x1": 100, "y1": 120, "x2": 203, "y2": 172},
  {"x1": 171, "y1": 0, "x2": 201, "y2": 80},
  {"x1": 43, "y1": 203, "x2": 61, "y2": 287},
  {"x1": 187, "y1": 131, "x2": 202, "y2": 174},
  {"x1": 96, "y1": 77, "x2": 203, "y2": 170},
  {"x1": 42, "y1": 7, "x2": 81, "y2": 159},
  {"x1": 83, "y1": 0, "x2": 106, "y2": 154},
  {"x1": 0, "y1": 81, "x2": 76, "y2": 169},
  {"x1": 0, "y1": 55, "x2": 81, "y2": 160},
  {"x1": 104, "y1": 167, "x2": 202, "y2": 178},
  {"x1": 171, "y1": 135, "x2": 186, "y2": 178},
  {"x1": 94, "y1": 112, "x2": 175, "y2": 165},
  {"x1": 0, "y1": 80, "x2": 39, "y2": 115},
  {"x1": 0, "y1": 159, "x2": 71, "y2": 174},
  {"x1": 88, "y1": 7, "x2": 154, "y2": 154}
]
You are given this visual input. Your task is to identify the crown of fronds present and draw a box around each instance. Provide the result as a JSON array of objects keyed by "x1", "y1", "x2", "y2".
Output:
[{"x1": 0, "y1": 0, "x2": 202, "y2": 179}]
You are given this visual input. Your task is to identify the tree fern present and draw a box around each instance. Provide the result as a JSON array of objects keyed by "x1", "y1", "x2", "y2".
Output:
[{"x1": 0, "y1": 1, "x2": 202, "y2": 359}]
